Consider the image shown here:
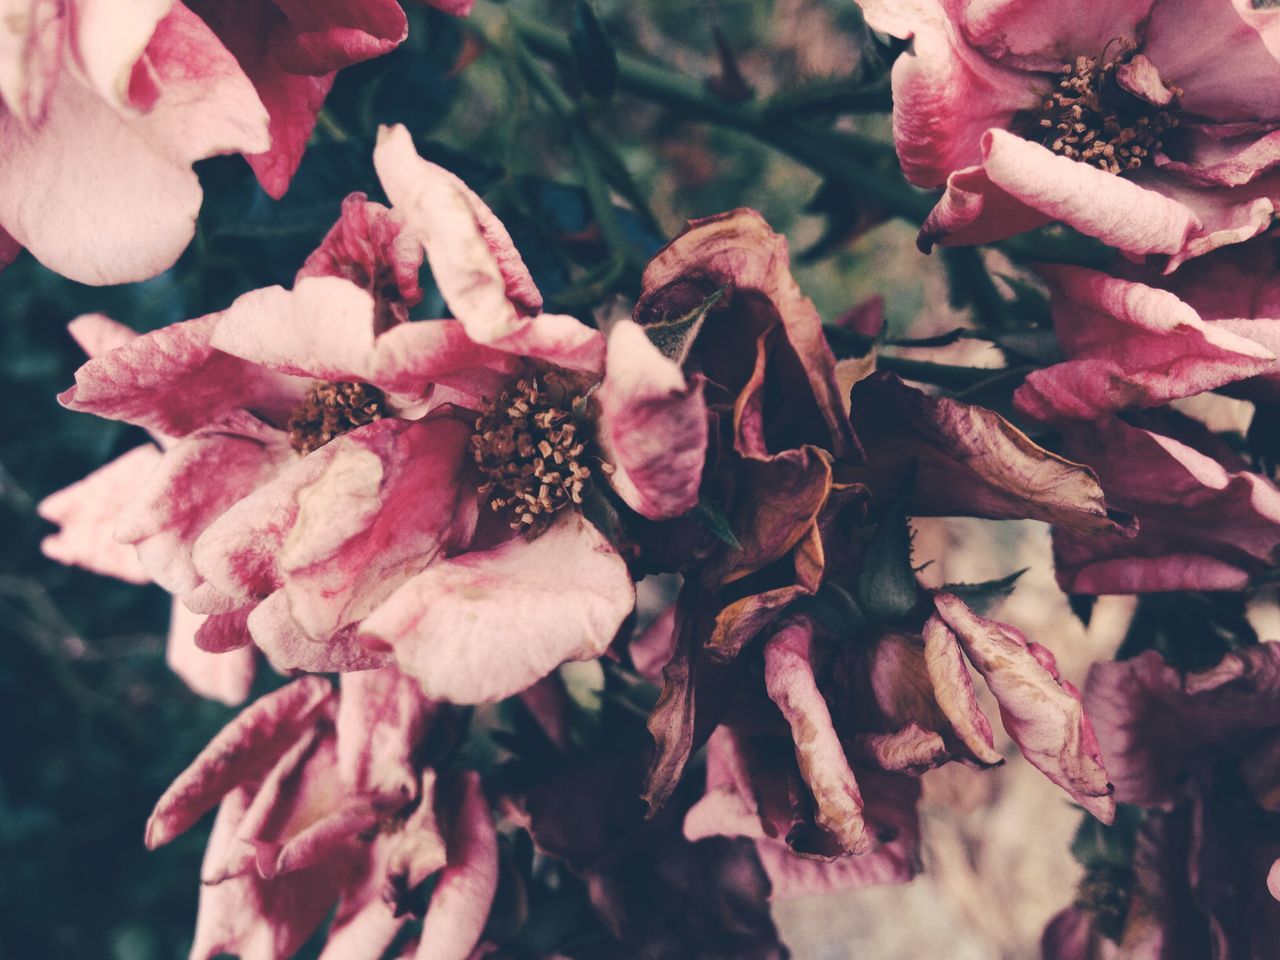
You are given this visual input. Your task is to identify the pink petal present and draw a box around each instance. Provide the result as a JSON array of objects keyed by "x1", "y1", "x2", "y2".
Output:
[
  {"x1": 360, "y1": 512, "x2": 635, "y2": 704},
  {"x1": 921, "y1": 131, "x2": 1196, "y2": 256},
  {"x1": 37, "y1": 445, "x2": 160, "y2": 584},
  {"x1": 1014, "y1": 265, "x2": 1277, "y2": 422},
  {"x1": 373, "y1": 124, "x2": 543, "y2": 336},
  {"x1": 1270, "y1": 860, "x2": 1280, "y2": 902},
  {"x1": 417, "y1": 772, "x2": 499, "y2": 960},
  {"x1": 1136, "y1": 169, "x2": 1278, "y2": 271},
  {"x1": 66, "y1": 312, "x2": 138, "y2": 358},
  {"x1": 194, "y1": 606, "x2": 253, "y2": 653},
  {"x1": 74, "y1": 0, "x2": 172, "y2": 107},
  {"x1": 596, "y1": 319, "x2": 707, "y2": 520},
  {"x1": 146, "y1": 675, "x2": 333, "y2": 849},
  {"x1": 1055, "y1": 418, "x2": 1280, "y2": 593},
  {"x1": 248, "y1": 590, "x2": 392, "y2": 673},
  {"x1": 849, "y1": 373, "x2": 1133, "y2": 535},
  {"x1": 0, "y1": 0, "x2": 65, "y2": 124},
  {"x1": 115, "y1": 412, "x2": 292, "y2": 595},
  {"x1": 956, "y1": 0, "x2": 1154, "y2": 72},
  {"x1": 189, "y1": 419, "x2": 402, "y2": 603},
  {"x1": 168, "y1": 599, "x2": 256, "y2": 706},
  {"x1": 1143, "y1": 0, "x2": 1280, "y2": 120},
  {"x1": 279, "y1": 413, "x2": 478, "y2": 639},
  {"x1": 297, "y1": 192, "x2": 424, "y2": 329},
  {"x1": 762, "y1": 617, "x2": 869, "y2": 854},
  {"x1": 364, "y1": 318, "x2": 515, "y2": 402},
  {"x1": 386, "y1": 769, "x2": 449, "y2": 893},
  {"x1": 0, "y1": 3, "x2": 269, "y2": 284},
  {"x1": 208, "y1": 277, "x2": 381, "y2": 383},
  {"x1": 886, "y1": 17, "x2": 1039, "y2": 187},
  {"x1": 267, "y1": 0, "x2": 408, "y2": 75},
  {"x1": 336, "y1": 667, "x2": 433, "y2": 803},
  {"x1": 60, "y1": 312, "x2": 302, "y2": 437},
  {"x1": 921, "y1": 613, "x2": 1002, "y2": 765},
  {"x1": 934, "y1": 594, "x2": 1115, "y2": 822}
]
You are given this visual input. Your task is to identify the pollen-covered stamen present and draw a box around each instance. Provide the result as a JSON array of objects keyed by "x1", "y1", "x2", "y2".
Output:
[
  {"x1": 288, "y1": 381, "x2": 387, "y2": 455},
  {"x1": 471, "y1": 369, "x2": 603, "y2": 533},
  {"x1": 1033, "y1": 42, "x2": 1181, "y2": 174}
]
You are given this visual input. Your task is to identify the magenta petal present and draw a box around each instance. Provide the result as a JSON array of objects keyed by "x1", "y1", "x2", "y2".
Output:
[
  {"x1": 957, "y1": 0, "x2": 1154, "y2": 72},
  {"x1": 61, "y1": 312, "x2": 302, "y2": 437},
  {"x1": 280, "y1": 413, "x2": 478, "y2": 639},
  {"x1": 417, "y1": 772, "x2": 499, "y2": 960},
  {"x1": 762, "y1": 618, "x2": 869, "y2": 854},
  {"x1": 596, "y1": 320, "x2": 707, "y2": 520},
  {"x1": 360, "y1": 513, "x2": 635, "y2": 704},
  {"x1": 1014, "y1": 265, "x2": 1277, "y2": 422},
  {"x1": 146, "y1": 676, "x2": 333, "y2": 848},
  {"x1": 115, "y1": 412, "x2": 292, "y2": 595},
  {"x1": 267, "y1": 0, "x2": 408, "y2": 75},
  {"x1": 934, "y1": 594, "x2": 1115, "y2": 822},
  {"x1": 37, "y1": 445, "x2": 160, "y2": 584},
  {"x1": 336, "y1": 667, "x2": 433, "y2": 803},
  {"x1": 168, "y1": 600, "x2": 256, "y2": 706}
]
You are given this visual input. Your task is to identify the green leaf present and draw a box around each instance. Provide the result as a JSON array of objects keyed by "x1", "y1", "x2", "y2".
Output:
[
  {"x1": 694, "y1": 496, "x2": 740, "y2": 549},
  {"x1": 856, "y1": 499, "x2": 919, "y2": 623},
  {"x1": 938, "y1": 568, "x2": 1027, "y2": 615},
  {"x1": 644, "y1": 287, "x2": 725, "y2": 365},
  {"x1": 570, "y1": 0, "x2": 618, "y2": 100}
]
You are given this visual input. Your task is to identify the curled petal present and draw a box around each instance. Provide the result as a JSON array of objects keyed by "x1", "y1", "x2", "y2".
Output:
[
  {"x1": 360, "y1": 512, "x2": 635, "y2": 704},
  {"x1": 336, "y1": 668, "x2": 433, "y2": 803},
  {"x1": 596, "y1": 319, "x2": 707, "y2": 519},
  {"x1": 248, "y1": 590, "x2": 391, "y2": 674},
  {"x1": 146, "y1": 675, "x2": 333, "y2": 849},
  {"x1": 921, "y1": 614, "x2": 1002, "y2": 766},
  {"x1": 1015, "y1": 265, "x2": 1277, "y2": 422},
  {"x1": 934, "y1": 594, "x2": 1115, "y2": 822},
  {"x1": 850, "y1": 373, "x2": 1133, "y2": 536},
  {"x1": 37, "y1": 445, "x2": 159, "y2": 584},
  {"x1": 762, "y1": 618, "x2": 869, "y2": 854}
]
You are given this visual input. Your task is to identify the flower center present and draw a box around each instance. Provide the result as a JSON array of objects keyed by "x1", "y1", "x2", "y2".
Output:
[
  {"x1": 1033, "y1": 43, "x2": 1180, "y2": 174},
  {"x1": 288, "y1": 381, "x2": 387, "y2": 456},
  {"x1": 470, "y1": 368, "x2": 598, "y2": 533}
]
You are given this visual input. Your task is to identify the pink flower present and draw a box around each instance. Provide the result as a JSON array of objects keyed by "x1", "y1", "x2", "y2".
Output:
[
  {"x1": 44, "y1": 125, "x2": 707, "y2": 704},
  {"x1": 146, "y1": 670, "x2": 499, "y2": 960},
  {"x1": 0, "y1": 1, "x2": 271, "y2": 284},
  {"x1": 860, "y1": 0, "x2": 1280, "y2": 270},
  {"x1": 185, "y1": 0, "x2": 410, "y2": 198},
  {"x1": 1053, "y1": 415, "x2": 1280, "y2": 593}
]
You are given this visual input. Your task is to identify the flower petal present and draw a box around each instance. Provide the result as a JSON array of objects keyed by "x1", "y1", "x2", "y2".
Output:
[
  {"x1": 360, "y1": 512, "x2": 635, "y2": 704},
  {"x1": 336, "y1": 667, "x2": 433, "y2": 803},
  {"x1": 145, "y1": 675, "x2": 333, "y2": 848},
  {"x1": 934, "y1": 593, "x2": 1115, "y2": 822},
  {"x1": 1054, "y1": 417, "x2": 1280, "y2": 593},
  {"x1": 921, "y1": 613, "x2": 1003, "y2": 766},
  {"x1": 1014, "y1": 264, "x2": 1277, "y2": 422},
  {"x1": 0, "y1": 3, "x2": 269, "y2": 284},
  {"x1": 596, "y1": 319, "x2": 707, "y2": 519},
  {"x1": 168, "y1": 599, "x2": 255, "y2": 706},
  {"x1": 248, "y1": 590, "x2": 392, "y2": 674},
  {"x1": 37, "y1": 445, "x2": 160, "y2": 584},
  {"x1": 762, "y1": 617, "x2": 869, "y2": 854},
  {"x1": 849, "y1": 373, "x2": 1133, "y2": 535},
  {"x1": 417, "y1": 772, "x2": 499, "y2": 960}
]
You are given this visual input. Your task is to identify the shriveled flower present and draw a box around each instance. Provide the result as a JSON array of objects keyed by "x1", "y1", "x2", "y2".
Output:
[
  {"x1": 631, "y1": 210, "x2": 1130, "y2": 815},
  {"x1": 859, "y1": 0, "x2": 1280, "y2": 270},
  {"x1": 1052, "y1": 414, "x2": 1280, "y2": 593},
  {"x1": 44, "y1": 125, "x2": 706, "y2": 705},
  {"x1": 0, "y1": 1, "x2": 270, "y2": 284},
  {"x1": 146, "y1": 670, "x2": 499, "y2": 960},
  {"x1": 1041, "y1": 645, "x2": 1280, "y2": 957}
]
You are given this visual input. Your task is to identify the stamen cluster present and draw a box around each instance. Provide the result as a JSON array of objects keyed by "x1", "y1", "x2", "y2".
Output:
[
  {"x1": 288, "y1": 381, "x2": 387, "y2": 455},
  {"x1": 471, "y1": 369, "x2": 597, "y2": 533},
  {"x1": 1035, "y1": 46, "x2": 1180, "y2": 174}
]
